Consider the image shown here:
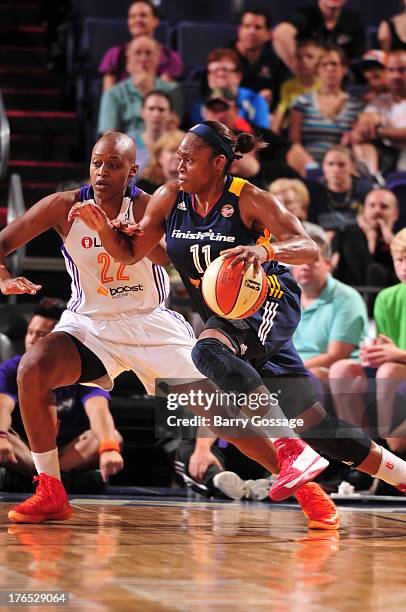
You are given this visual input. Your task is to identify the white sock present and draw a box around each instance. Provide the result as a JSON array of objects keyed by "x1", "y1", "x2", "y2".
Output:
[
  {"x1": 31, "y1": 449, "x2": 61, "y2": 480},
  {"x1": 373, "y1": 446, "x2": 406, "y2": 486}
]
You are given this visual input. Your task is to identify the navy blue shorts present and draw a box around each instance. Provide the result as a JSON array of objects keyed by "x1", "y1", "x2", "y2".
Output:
[{"x1": 204, "y1": 265, "x2": 307, "y2": 377}]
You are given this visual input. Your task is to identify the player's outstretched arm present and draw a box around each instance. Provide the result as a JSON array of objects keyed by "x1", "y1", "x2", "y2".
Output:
[
  {"x1": 122, "y1": 190, "x2": 170, "y2": 266},
  {"x1": 0, "y1": 191, "x2": 77, "y2": 295},
  {"x1": 242, "y1": 184, "x2": 319, "y2": 265},
  {"x1": 70, "y1": 182, "x2": 178, "y2": 265},
  {"x1": 68, "y1": 198, "x2": 147, "y2": 264},
  {"x1": 83, "y1": 395, "x2": 124, "y2": 481}
]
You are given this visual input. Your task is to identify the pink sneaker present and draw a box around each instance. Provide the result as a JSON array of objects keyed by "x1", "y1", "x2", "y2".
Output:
[{"x1": 269, "y1": 439, "x2": 329, "y2": 501}]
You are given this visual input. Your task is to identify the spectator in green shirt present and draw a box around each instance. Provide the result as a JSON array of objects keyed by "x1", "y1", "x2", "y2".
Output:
[
  {"x1": 330, "y1": 228, "x2": 406, "y2": 452},
  {"x1": 292, "y1": 223, "x2": 368, "y2": 386}
]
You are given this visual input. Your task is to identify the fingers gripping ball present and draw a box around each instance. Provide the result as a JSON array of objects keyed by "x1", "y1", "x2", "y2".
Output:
[{"x1": 202, "y1": 257, "x2": 268, "y2": 319}]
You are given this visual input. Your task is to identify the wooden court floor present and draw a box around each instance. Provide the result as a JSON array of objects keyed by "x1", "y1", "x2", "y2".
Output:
[{"x1": 1, "y1": 497, "x2": 406, "y2": 611}]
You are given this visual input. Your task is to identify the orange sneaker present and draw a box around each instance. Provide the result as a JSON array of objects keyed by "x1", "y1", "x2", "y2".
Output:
[
  {"x1": 294, "y1": 482, "x2": 340, "y2": 530},
  {"x1": 8, "y1": 474, "x2": 72, "y2": 524}
]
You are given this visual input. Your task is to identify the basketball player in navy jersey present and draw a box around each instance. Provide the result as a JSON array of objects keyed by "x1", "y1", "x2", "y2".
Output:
[
  {"x1": 72, "y1": 122, "x2": 406, "y2": 507},
  {"x1": 0, "y1": 131, "x2": 332, "y2": 526}
]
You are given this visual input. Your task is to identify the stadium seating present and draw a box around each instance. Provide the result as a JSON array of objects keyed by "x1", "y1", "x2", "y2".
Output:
[
  {"x1": 346, "y1": 0, "x2": 400, "y2": 26},
  {"x1": 239, "y1": 0, "x2": 309, "y2": 25},
  {"x1": 175, "y1": 22, "x2": 237, "y2": 73},
  {"x1": 386, "y1": 172, "x2": 406, "y2": 185},
  {"x1": 387, "y1": 179, "x2": 406, "y2": 231},
  {"x1": 178, "y1": 81, "x2": 203, "y2": 125},
  {"x1": 160, "y1": 0, "x2": 233, "y2": 24},
  {"x1": 72, "y1": 0, "x2": 132, "y2": 20}
]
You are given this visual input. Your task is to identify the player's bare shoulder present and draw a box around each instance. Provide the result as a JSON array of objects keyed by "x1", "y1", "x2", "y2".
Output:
[
  {"x1": 240, "y1": 180, "x2": 272, "y2": 203},
  {"x1": 240, "y1": 180, "x2": 280, "y2": 213},
  {"x1": 154, "y1": 179, "x2": 181, "y2": 201},
  {"x1": 145, "y1": 180, "x2": 181, "y2": 219},
  {"x1": 54, "y1": 188, "x2": 82, "y2": 236},
  {"x1": 237, "y1": 180, "x2": 284, "y2": 232}
]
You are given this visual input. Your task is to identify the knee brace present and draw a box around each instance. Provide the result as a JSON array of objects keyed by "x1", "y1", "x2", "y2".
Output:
[
  {"x1": 302, "y1": 415, "x2": 372, "y2": 467},
  {"x1": 191, "y1": 338, "x2": 263, "y2": 393}
]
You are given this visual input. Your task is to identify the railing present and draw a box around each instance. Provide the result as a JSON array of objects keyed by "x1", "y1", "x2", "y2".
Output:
[
  {"x1": 6, "y1": 174, "x2": 66, "y2": 304},
  {"x1": 7, "y1": 173, "x2": 24, "y2": 224},
  {"x1": 7, "y1": 173, "x2": 65, "y2": 273},
  {"x1": 0, "y1": 91, "x2": 10, "y2": 180}
]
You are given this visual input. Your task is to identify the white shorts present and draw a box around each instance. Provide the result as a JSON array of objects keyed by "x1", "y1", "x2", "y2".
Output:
[{"x1": 53, "y1": 306, "x2": 202, "y2": 393}]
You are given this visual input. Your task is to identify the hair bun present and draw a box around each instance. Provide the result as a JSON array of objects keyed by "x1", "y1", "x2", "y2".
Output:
[{"x1": 235, "y1": 132, "x2": 257, "y2": 154}]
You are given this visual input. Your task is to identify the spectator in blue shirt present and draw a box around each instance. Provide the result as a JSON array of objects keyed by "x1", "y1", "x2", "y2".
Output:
[{"x1": 0, "y1": 298, "x2": 123, "y2": 491}]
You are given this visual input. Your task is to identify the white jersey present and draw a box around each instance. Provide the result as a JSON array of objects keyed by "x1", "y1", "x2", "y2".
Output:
[{"x1": 62, "y1": 192, "x2": 169, "y2": 320}]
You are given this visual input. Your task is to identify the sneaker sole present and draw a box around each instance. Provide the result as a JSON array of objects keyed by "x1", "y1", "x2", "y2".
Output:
[
  {"x1": 308, "y1": 515, "x2": 340, "y2": 530},
  {"x1": 269, "y1": 456, "x2": 329, "y2": 502},
  {"x1": 213, "y1": 472, "x2": 245, "y2": 500},
  {"x1": 245, "y1": 479, "x2": 271, "y2": 501},
  {"x1": 8, "y1": 506, "x2": 72, "y2": 524}
]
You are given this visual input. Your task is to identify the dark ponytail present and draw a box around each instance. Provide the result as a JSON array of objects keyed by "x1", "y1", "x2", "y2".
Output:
[{"x1": 236, "y1": 132, "x2": 268, "y2": 155}]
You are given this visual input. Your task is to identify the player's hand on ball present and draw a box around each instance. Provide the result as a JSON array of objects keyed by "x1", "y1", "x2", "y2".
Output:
[
  {"x1": 220, "y1": 245, "x2": 267, "y2": 274},
  {"x1": 110, "y1": 219, "x2": 144, "y2": 236},
  {"x1": 68, "y1": 200, "x2": 109, "y2": 232},
  {"x1": 100, "y1": 450, "x2": 124, "y2": 482},
  {"x1": 0, "y1": 276, "x2": 42, "y2": 295}
]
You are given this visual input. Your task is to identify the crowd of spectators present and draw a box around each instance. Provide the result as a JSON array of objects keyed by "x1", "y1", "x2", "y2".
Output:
[
  {"x1": 90, "y1": 1, "x2": 405, "y2": 196},
  {"x1": 93, "y1": 0, "x2": 406, "y2": 492}
]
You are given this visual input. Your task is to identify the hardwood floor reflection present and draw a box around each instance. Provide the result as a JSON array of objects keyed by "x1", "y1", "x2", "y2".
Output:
[{"x1": 1, "y1": 500, "x2": 406, "y2": 611}]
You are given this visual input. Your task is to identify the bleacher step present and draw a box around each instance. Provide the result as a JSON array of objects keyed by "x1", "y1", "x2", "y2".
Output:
[
  {"x1": 11, "y1": 132, "x2": 79, "y2": 162},
  {"x1": 3, "y1": 88, "x2": 63, "y2": 111},
  {"x1": 8, "y1": 160, "x2": 87, "y2": 183},
  {"x1": 0, "y1": 25, "x2": 46, "y2": 46},
  {"x1": 0, "y1": 67, "x2": 63, "y2": 88},
  {"x1": 0, "y1": 45, "x2": 48, "y2": 68},
  {"x1": 7, "y1": 110, "x2": 78, "y2": 133},
  {"x1": 0, "y1": 181, "x2": 59, "y2": 208},
  {"x1": 0, "y1": 4, "x2": 41, "y2": 26}
]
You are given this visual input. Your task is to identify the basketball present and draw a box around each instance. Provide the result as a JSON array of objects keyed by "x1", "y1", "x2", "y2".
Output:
[{"x1": 201, "y1": 256, "x2": 268, "y2": 319}]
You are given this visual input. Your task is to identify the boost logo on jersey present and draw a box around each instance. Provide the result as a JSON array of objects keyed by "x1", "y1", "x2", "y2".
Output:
[
  {"x1": 97, "y1": 284, "x2": 144, "y2": 298},
  {"x1": 81, "y1": 236, "x2": 102, "y2": 249}
]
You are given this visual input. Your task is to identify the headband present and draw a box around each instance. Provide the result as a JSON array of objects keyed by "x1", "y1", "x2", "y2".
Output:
[{"x1": 188, "y1": 123, "x2": 237, "y2": 162}]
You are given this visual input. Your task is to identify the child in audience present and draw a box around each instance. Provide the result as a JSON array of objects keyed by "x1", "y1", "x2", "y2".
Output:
[
  {"x1": 272, "y1": 40, "x2": 322, "y2": 134},
  {"x1": 330, "y1": 228, "x2": 406, "y2": 454}
]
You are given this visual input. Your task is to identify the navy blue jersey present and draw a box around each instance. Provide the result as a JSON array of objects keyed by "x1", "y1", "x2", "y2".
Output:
[
  {"x1": 0, "y1": 355, "x2": 110, "y2": 447},
  {"x1": 166, "y1": 176, "x2": 305, "y2": 373}
]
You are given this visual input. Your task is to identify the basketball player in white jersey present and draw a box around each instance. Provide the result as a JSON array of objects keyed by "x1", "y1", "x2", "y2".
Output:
[{"x1": 0, "y1": 132, "x2": 330, "y2": 524}]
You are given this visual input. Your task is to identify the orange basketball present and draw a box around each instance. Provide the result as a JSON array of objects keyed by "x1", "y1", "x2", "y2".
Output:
[{"x1": 201, "y1": 256, "x2": 268, "y2": 319}]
